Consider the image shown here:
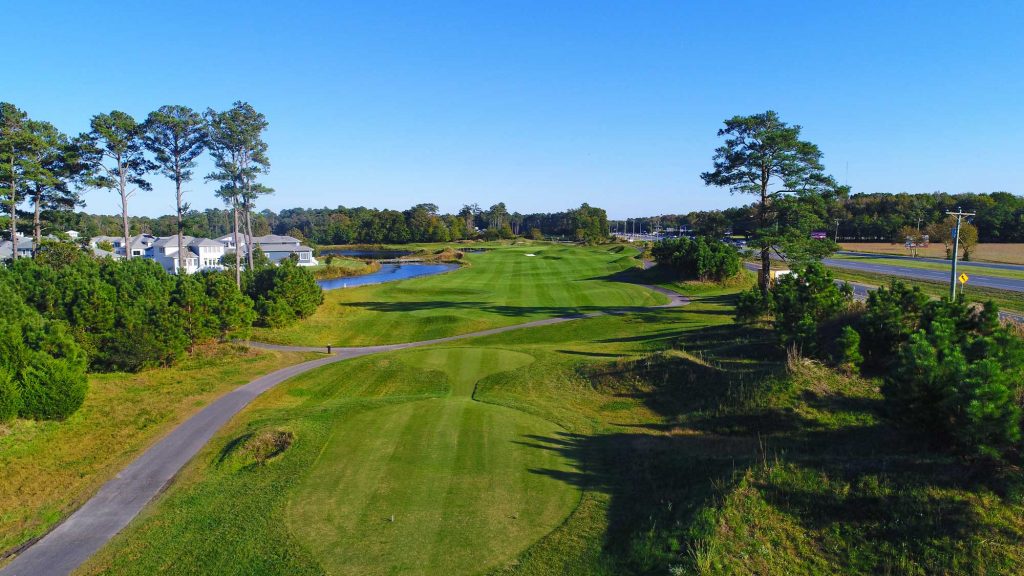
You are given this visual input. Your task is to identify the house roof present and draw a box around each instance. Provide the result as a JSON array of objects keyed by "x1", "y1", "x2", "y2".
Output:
[
  {"x1": 91, "y1": 246, "x2": 121, "y2": 259},
  {"x1": 259, "y1": 243, "x2": 313, "y2": 253},
  {"x1": 252, "y1": 234, "x2": 301, "y2": 245},
  {"x1": 153, "y1": 236, "x2": 195, "y2": 248},
  {"x1": 188, "y1": 237, "x2": 223, "y2": 247}
]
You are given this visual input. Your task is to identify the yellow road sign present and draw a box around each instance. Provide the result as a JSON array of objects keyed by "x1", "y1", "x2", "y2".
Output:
[{"x1": 959, "y1": 272, "x2": 969, "y2": 284}]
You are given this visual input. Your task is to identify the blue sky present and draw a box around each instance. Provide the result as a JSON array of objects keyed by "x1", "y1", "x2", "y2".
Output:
[{"x1": 3, "y1": 1, "x2": 1022, "y2": 219}]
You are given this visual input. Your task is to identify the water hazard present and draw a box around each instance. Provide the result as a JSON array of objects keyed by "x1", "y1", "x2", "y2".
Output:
[{"x1": 317, "y1": 262, "x2": 458, "y2": 290}]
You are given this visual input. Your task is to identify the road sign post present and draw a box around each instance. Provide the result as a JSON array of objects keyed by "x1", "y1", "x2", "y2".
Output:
[{"x1": 946, "y1": 208, "x2": 975, "y2": 301}]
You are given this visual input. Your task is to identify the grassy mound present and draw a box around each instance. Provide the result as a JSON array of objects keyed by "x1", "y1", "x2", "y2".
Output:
[{"x1": 682, "y1": 360, "x2": 1024, "y2": 576}]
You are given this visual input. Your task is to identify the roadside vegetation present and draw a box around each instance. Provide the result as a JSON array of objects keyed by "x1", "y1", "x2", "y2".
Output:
[{"x1": 828, "y1": 267, "x2": 1024, "y2": 315}]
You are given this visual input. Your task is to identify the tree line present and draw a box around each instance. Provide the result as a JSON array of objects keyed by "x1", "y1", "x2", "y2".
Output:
[
  {"x1": 618, "y1": 190, "x2": 1023, "y2": 245},
  {"x1": 55, "y1": 201, "x2": 611, "y2": 247},
  {"x1": 0, "y1": 241, "x2": 321, "y2": 423},
  {"x1": 0, "y1": 101, "x2": 273, "y2": 288}
]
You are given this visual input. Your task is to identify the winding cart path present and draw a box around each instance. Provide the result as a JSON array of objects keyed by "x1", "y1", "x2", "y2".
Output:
[{"x1": 0, "y1": 285, "x2": 686, "y2": 576}]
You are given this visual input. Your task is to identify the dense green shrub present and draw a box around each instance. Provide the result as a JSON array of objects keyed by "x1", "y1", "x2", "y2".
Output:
[
  {"x1": 0, "y1": 370, "x2": 20, "y2": 422},
  {"x1": 735, "y1": 286, "x2": 772, "y2": 323},
  {"x1": 882, "y1": 299, "x2": 1024, "y2": 461},
  {"x1": 834, "y1": 325, "x2": 863, "y2": 373},
  {"x1": 768, "y1": 263, "x2": 853, "y2": 355},
  {"x1": 0, "y1": 275, "x2": 88, "y2": 421},
  {"x1": 18, "y1": 352, "x2": 88, "y2": 420},
  {"x1": 652, "y1": 237, "x2": 740, "y2": 282},
  {"x1": 5, "y1": 254, "x2": 267, "y2": 373},
  {"x1": 202, "y1": 272, "x2": 256, "y2": 338},
  {"x1": 245, "y1": 259, "x2": 323, "y2": 327},
  {"x1": 858, "y1": 281, "x2": 930, "y2": 371}
]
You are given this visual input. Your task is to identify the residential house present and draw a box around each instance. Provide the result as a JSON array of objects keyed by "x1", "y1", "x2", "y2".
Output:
[
  {"x1": 219, "y1": 233, "x2": 317, "y2": 267},
  {"x1": 251, "y1": 234, "x2": 317, "y2": 266},
  {"x1": 149, "y1": 236, "x2": 227, "y2": 274},
  {"x1": 0, "y1": 234, "x2": 35, "y2": 260}
]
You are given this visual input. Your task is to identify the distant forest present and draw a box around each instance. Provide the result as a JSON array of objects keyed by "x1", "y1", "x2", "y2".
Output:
[
  {"x1": 51, "y1": 202, "x2": 610, "y2": 245},
  {"x1": 612, "y1": 192, "x2": 1024, "y2": 243}
]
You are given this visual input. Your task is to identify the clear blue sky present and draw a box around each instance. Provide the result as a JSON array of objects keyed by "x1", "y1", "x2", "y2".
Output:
[{"x1": 4, "y1": 1, "x2": 1022, "y2": 219}]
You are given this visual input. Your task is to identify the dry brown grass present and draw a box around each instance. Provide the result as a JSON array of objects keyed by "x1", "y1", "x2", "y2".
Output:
[
  {"x1": 0, "y1": 344, "x2": 316, "y2": 557},
  {"x1": 840, "y1": 242, "x2": 1024, "y2": 265}
]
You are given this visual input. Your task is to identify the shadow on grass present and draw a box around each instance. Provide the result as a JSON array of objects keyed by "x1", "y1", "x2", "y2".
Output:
[
  {"x1": 518, "y1": 430, "x2": 750, "y2": 573},
  {"x1": 517, "y1": 321, "x2": 1018, "y2": 573}
]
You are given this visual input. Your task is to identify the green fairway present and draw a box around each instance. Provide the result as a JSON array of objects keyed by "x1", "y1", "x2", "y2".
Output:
[
  {"x1": 288, "y1": 349, "x2": 580, "y2": 576},
  {"x1": 252, "y1": 244, "x2": 663, "y2": 346}
]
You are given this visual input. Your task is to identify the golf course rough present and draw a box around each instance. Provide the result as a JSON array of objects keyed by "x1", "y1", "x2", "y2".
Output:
[{"x1": 286, "y1": 347, "x2": 582, "y2": 576}]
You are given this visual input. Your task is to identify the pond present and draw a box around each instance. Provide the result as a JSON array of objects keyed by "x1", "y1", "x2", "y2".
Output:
[{"x1": 317, "y1": 262, "x2": 459, "y2": 290}]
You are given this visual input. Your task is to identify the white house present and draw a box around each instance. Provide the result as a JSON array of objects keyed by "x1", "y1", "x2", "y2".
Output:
[
  {"x1": 251, "y1": 234, "x2": 317, "y2": 266},
  {"x1": 150, "y1": 236, "x2": 226, "y2": 274},
  {"x1": 89, "y1": 234, "x2": 156, "y2": 258},
  {"x1": 217, "y1": 233, "x2": 317, "y2": 267}
]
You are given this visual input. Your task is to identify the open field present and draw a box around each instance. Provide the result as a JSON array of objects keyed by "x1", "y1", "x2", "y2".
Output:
[
  {"x1": 0, "y1": 345, "x2": 316, "y2": 559},
  {"x1": 252, "y1": 243, "x2": 663, "y2": 347},
  {"x1": 840, "y1": 242, "x2": 1024, "y2": 265},
  {"x1": 32, "y1": 245, "x2": 1017, "y2": 576}
]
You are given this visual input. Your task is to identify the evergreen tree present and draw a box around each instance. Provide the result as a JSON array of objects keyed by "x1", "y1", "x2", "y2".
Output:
[
  {"x1": 81, "y1": 111, "x2": 155, "y2": 259},
  {"x1": 144, "y1": 105, "x2": 207, "y2": 273},
  {"x1": 701, "y1": 111, "x2": 838, "y2": 293}
]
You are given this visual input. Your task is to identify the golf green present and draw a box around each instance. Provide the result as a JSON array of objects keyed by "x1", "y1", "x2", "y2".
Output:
[{"x1": 286, "y1": 348, "x2": 581, "y2": 575}]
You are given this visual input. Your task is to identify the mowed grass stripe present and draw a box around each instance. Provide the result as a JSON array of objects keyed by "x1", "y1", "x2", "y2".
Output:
[{"x1": 253, "y1": 244, "x2": 665, "y2": 346}]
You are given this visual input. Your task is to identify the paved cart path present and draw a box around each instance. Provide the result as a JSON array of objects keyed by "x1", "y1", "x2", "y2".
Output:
[{"x1": 0, "y1": 284, "x2": 686, "y2": 576}]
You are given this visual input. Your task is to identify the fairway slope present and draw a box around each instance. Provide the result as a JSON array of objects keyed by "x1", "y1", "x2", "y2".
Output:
[{"x1": 288, "y1": 347, "x2": 581, "y2": 576}]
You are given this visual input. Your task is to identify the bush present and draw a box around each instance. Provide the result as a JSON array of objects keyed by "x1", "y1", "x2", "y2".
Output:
[
  {"x1": 246, "y1": 260, "x2": 323, "y2": 327},
  {"x1": 735, "y1": 286, "x2": 772, "y2": 323},
  {"x1": 858, "y1": 281, "x2": 929, "y2": 372},
  {"x1": 834, "y1": 325, "x2": 863, "y2": 373},
  {"x1": 652, "y1": 237, "x2": 740, "y2": 282},
  {"x1": 18, "y1": 352, "x2": 88, "y2": 421},
  {"x1": 0, "y1": 274, "x2": 88, "y2": 421},
  {"x1": 770, "y1": 263, "x2": 853, "y2": 355},
  {"x1": 881, "y1": 299, "x2": 1024, "y2": 461},
  {"x1": 0, "y1": 370, "x2": 20, "y2": 422}
]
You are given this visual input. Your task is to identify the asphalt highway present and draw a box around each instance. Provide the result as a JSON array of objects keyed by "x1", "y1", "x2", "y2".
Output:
[{"x1": 823, "y1": 256, "x2": 1024, "y2": 293}]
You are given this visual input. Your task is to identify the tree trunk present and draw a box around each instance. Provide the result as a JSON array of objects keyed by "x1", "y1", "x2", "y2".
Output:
[
  {"x1": 8, "y1": 163, "x2": 16, "y2": 256},
  {"x1": 244, "y1": 196, "x2": 254, "y2": 271},
  {"x1": 176, "y1": 173, "x2": 185, "y2": 274},
  {"x1": 758, "y1": 172, "x2": 771, "y2": 293},
  {"x1": 32, "y1": 186, "x2": 41, "y2": 255},
  {"x1": 119, "y1": 158, "x2": 131, "y2": 260},
  {"x1": 232, "y1": 200, "x2": 241, "y2": 289}
]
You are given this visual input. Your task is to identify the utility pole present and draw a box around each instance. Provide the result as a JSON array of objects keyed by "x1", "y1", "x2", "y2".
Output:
[
  {"x1": 946, "y1": 208, "x2": 975, "y2": 301},
  {"x1": 834, "y1": 219, "x2": 840, "y2": 243}
]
